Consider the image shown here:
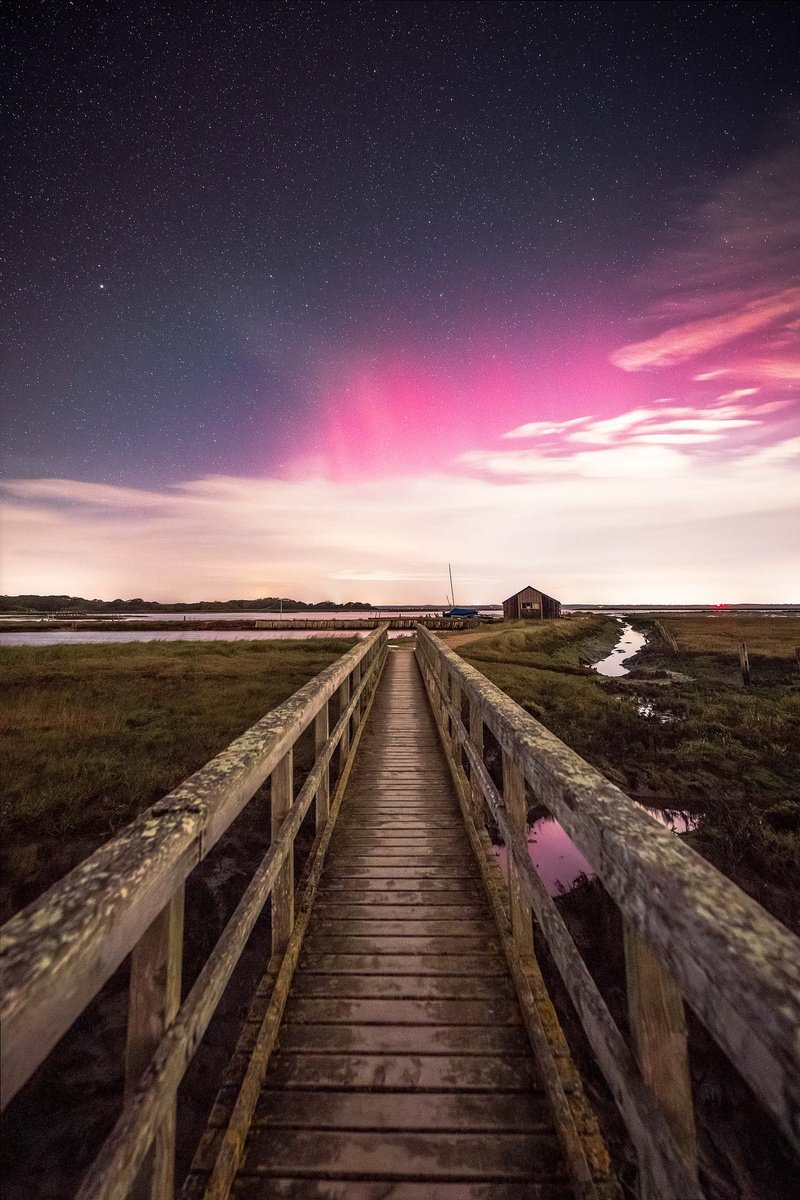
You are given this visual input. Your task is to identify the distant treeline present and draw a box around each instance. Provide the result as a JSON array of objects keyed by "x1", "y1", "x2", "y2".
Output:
[{"x1": 0, "y1": 595, "x2": 373, "y2": 613}]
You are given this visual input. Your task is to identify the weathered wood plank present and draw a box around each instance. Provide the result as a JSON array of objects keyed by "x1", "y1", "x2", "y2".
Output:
[
  {"x1": 315, "y1": 905, "x2": 488, "y2": 920},
  {"x1": 298, "y1": 952, "x2": 509, "y2": 975},
  {"x1": 253, "y1": 1090, "x2": 551, "y2": 1131},
  {"x1": 231, "y1": 1181, "x2": 572, "y2": 1200},
  {"x1": 501, "y1": 751, "x2": 534, "y2": 957},
  {"x1": 624, "y1": 921, "x2": 698, "y2": 1198},
  {"x1": 125, "y1": 889, "x2": 184, "y2": 1200},
  {"x1": 251, "y1": 1052, "x2": 539, "y2": 1091},
  {"x1": 290, "y1": 974, "x2": 515, "y2": 1000},
  {"x1": 314, "y1": 702, "x2": 330, "y2": 832},
  {"x1": 276, "y1": 1023, "x2": 528, "y2": 1054},
  {"x1": 271, "y1": 750, "x2": 294, "y2": 956},
  {"x1": 240, "y1": 1129, "x2": 565, "y2": 1180},
  {"x1": 283, "y1": 997, "x2": 521, "y2": 1026},
  {"x1": 302, "y1": 934, "x2": 500, "y2": 954},
  {"x1": 310, "y1": 919, "x2": 495, "y2": 937}
]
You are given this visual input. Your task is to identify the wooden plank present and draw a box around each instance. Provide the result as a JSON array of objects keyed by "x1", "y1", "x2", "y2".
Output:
[
  {"x1": 246, "y1": 1052, "x2": 539, "y2": 1092},
  {"x1": 253, "y1": 1089, "x2": 551, "y2": 1131},
  {"x1": 290, "y1": 975, "x2": 515, "y2": 1000},
  {"x1": 125, "y1": 888, "x2": 184, "y2": 1200},
  {"x1": 502, "y1": 751, "x2": 534, "y2": 957},
  {"x1": 317, "y1": 879, "x2": 484, "y2": 894},
  {"x1": 240, "y1": 1129, "x2": 565, "y2": 1180},
  {"x1": 321, "y1": 867, "x2": 479, "y2": 880},
  {"x1": 302, "y1": 935, "x2": 499, "y2": 954},
  {"x1": 271, "y1": 750, "x2": 294, "y2": 956},
  {"x1": 315, "y1": 905, "x2": 488, "y2": 920},
  {"x1": 317, "y1": 889, "x2": 484, "y2": 904},
  {"x1": 314, "y1": 701, "x2": 330, "y2": 832},
  {"x1": 624, "y1": 921, "x2": 698, "y2": 1198},
  {"x1": 298, "y1": 953, "x2": 509, "y2": 975},
  {"x1": 311, "y1": 919, "x2": 494, "y2": 937},
  {"x1": 284, "y1": 997, "x2": 521, "y2": 1026},
  {"x1": 276, "y1": 1024, "x2": 528, "y2": 1054},
  {"x1": 231, "y1": 1180, "x2": 572, "y2": 1200}
]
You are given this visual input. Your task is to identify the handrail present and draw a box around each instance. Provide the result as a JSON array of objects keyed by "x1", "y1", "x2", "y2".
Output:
[
  {"x1": 415, "y1": 624, "x2": 800, "y2": 1197},
  {"x1": 0, "y1": 626, "x2": 388, "y2": 1131}
]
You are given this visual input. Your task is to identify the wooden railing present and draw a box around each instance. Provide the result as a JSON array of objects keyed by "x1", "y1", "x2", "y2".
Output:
[
  {"x1": 415, "y1": 624, "x2": 800, "y2": 1200},
  {"x1": 0, "y1": 625, "x2": 389, "y2": 1200}
]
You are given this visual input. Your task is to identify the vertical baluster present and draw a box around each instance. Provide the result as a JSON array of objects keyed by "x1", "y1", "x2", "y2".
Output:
[
  {"x1": 502, "y1": 751, "x2": 534, "y2": 956},
  {"x1": 338, "y1": 676, "x2": 351, "y2": 771},
  {"x1": 352, "y1": 660, "x2": 362, "y2": 731},
  {"x1": 125, "y1": 887, "x2": 185, "y2": 1200},
  {"x1": 469, "y1": 701, "x2": 484, "y2": 824},
  {"x1": 314, "y1": 701, "x2": 330, "y2": 834},
  {"x1": 624, "y1": 922, "x2": 698, "y2": 1199},
  {"x1": 271, "y1": 749, "x2": 294, "y2": 956},
  {"x1": 450, "y1": 676, "x2": 462, "y2": 766}
]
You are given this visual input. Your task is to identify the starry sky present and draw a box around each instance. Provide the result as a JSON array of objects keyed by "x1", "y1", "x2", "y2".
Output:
[{"x1": 2, "y1": 1, "x2": 799, "y2": 603}]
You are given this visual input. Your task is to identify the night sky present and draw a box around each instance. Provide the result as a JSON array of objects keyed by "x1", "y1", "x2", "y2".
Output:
[{"x1": 3, "y1": 1, "x2": 799, "y2": 602}]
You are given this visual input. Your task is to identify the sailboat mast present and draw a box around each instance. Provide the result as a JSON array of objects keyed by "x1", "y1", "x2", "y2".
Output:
[{"x1": 448, "y1": 563, "x2": 456, "y2": 609}]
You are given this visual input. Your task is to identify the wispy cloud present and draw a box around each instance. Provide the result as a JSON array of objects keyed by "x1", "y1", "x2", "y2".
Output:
[
  {"x1": 610, "y1": 130, "x2": 800, "y2": 388},
  {"x1": 4, "y1": 429, "x2": 798, "y2": 604}
]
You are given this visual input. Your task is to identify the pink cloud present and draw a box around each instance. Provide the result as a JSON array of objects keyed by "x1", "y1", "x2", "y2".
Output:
[{"x1": 610, "y1": 288, "x2": 800, "y2": 372}]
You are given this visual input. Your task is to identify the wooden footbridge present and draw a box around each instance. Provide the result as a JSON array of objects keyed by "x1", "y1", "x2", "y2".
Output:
[{"x1": 2, "y1": 626, "x2": 799, "y2": 1200}]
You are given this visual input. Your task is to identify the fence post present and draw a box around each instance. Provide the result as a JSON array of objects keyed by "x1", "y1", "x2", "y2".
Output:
[
  {"x1": 352, "y1": 659, "x2": 362, "y2": 730},
  {"x1": 271, "y1": 749, "x2": 294, "y2": 957},
  {"x1": 739, "y1": 641, "x2": 751, "y2": 686},
  {"x1": 624, "y1": 921, "x2": 698, "y2": 1199},
  {"x1": 314, "y1": 701, "x2": 330, "y2": 834},
  {"x1": 502, "y1": 751, "x2": 534, "y2": 956},
  {"x1": 124, "y1": 887, "x2": 185, "y2": 1200},
  {"x1": 450, "y1": 676, "x2": 462, "y2": 766},
  {"x1": 469, "y1": 702, "x2": 484, "y2": 824},
  {"x1": 338, "y1": 675, "x2": 351, "y2": 771}
]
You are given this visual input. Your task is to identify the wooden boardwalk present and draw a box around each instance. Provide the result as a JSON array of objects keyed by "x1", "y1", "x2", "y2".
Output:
[
  {"x1": 189, "y1": 647, "x2": 573, "y2": 1198},
  {"x1": 5, "y1": 625, "x2": 798, "y2": 1200}
]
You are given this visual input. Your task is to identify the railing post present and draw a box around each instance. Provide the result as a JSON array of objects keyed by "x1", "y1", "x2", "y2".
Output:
[
  {"x1": 314, "y1": 701, "x2": 330, "y2": 834},
  {"x1": 271, "y1": 749, "x2": 294, "y2": 956},
  {"x1": 502, "y1": 750, "x2": 534, "y2": 956},
  {"x1": 624, "y1": 921, "x2": 698, "y2": 1199},
  {"x1": 352, "y1": 659, "x2": 363, "y2": 731},
  {"x1": 124, "y1": 887, "x2": 184, "y2": 1200},
  {"x1": 450, "y1": 676, "x2": 462, "y2": 765},
  {"x1": 338, "y1": 676, "x2": 351, "y2": 771},
  {"x1": 469, "y1": 701, "x2": 484, "y2": 824}
]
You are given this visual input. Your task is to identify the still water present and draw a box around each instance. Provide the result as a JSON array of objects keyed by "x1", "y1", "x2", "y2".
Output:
[
  {"x1": 0, "y1": 629, "x2": 374, "y2": 646},
  {"x1": 592, "y1": 619, "x2": 647, "y2": 677}
]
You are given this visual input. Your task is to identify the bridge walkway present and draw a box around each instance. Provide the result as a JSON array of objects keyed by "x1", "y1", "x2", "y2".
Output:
[{"x1": 185, "y1": 648, "x2": 575, "y2": 1198}]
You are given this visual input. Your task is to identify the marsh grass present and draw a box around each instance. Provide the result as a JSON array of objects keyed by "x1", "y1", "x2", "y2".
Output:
[{"x1": 0, "y1": 638, "x2": 354, "y2": 918}]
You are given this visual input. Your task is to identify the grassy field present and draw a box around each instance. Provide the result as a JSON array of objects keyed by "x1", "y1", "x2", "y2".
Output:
[
  {"x1": 660, "y1": 613, "x2": 800, "y2": 657},
  {"x1": 447, "y1": 614, "x2": 800, "y2": 928},
  {"x1": 0, "y1": 638, "x2": 354, "y2": 920}
]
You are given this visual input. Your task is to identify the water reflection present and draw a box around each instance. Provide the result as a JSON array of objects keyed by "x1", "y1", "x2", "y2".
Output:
[{"x1": 495, "y1": 806, "x2": 698, "y2": 896}]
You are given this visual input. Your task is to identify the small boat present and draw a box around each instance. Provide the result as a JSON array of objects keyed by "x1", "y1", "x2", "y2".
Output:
[{"x1": 442, "y1": 605, "x2": 480, "y2": 619}]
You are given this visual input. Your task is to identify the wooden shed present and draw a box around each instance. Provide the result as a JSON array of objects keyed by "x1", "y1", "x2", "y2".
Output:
[{"x1": 503, "y1": 584, "x2": 561, "y2": 621}]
